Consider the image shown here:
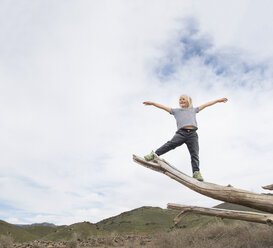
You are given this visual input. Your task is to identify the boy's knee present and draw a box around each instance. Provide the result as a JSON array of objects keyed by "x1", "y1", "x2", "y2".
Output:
[{"x1": 167, "y1": 141, "x2": 180, "y2": 149}]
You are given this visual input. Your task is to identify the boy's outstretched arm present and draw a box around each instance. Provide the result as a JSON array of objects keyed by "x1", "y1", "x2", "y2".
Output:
[
  {"x1": 143, "y1": 101, "x2": 171, "y2": 113},
  {"x1": 198, "y1": 98, "x2": 228, "y2": 112}
]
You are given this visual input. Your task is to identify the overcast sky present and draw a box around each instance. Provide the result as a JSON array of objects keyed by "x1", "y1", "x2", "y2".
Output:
[{"x1": 1, "y1": 0, "x2": 273, "y2": 225}]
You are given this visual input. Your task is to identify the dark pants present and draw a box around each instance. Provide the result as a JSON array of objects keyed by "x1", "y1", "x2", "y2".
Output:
[{"x1": 155, "y1": 129, "x2": 200, "y2": 173}]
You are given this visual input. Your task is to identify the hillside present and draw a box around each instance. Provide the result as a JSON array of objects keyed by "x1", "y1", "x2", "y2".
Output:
[
  {"x1": 96, "y1": 206, "x2": 179, "y2": 234},
  {"x1": 215, "y1": 202, "x2": 265, "y2": 213},
  {"x1": 23, "y1": 225, "x2": 60, "y2": 240},
  {"x1": 43, "y1": 221, "x2": 108, "y2": 241},
  {"x1": 0, "y1": 202, "x2": 264, "y2": 242},
  {"x1": 0, "y1": 220, "x2": 38, "y2": 242}
]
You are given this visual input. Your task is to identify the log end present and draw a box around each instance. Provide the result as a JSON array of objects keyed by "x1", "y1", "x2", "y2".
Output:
[
  {"x1": 262, "y1": 184, "x2": 273, "y2": 191},
  {"x1": 132, "y1": 154, "x2": 163, "y2": 172}
]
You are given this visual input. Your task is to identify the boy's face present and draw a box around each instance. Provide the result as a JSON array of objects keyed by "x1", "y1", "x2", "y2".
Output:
[{"x1": 179, "y1": 96, "x2": 188, "y2": 108}]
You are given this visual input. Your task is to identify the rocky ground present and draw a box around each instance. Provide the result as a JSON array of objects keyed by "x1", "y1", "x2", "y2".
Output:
[{"x1": 12, "y1": 235, "x2": 153, "y2": 248}]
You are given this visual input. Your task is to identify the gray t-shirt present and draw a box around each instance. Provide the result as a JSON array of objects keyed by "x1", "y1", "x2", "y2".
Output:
[{"x1": 171, "y1": 107, "x2": 199, "y2": 130}]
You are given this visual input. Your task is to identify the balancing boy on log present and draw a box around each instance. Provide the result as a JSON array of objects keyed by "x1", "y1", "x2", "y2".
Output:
[{"x1": 143, "y1": 95, "x2": 228, "y2": 181}]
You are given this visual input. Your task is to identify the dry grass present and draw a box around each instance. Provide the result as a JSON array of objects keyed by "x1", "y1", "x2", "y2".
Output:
[
  {"x1": 149, "y1": 222, "x2": 273, "y2": 248},
  {"x1": 66, "y1": 233, "x2": 78, "y2": 248},
  {"x1": 0, "y1": 235, "x2": 13, "y2": 248}
]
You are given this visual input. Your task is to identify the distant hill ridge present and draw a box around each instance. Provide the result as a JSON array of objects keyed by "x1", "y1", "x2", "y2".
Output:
[
  {"x1": 16, "y1": 222, "x2": 56, "y2": 228},
  {"x1": 0, "y1": 203, "x2": 260, "y2": 242}
]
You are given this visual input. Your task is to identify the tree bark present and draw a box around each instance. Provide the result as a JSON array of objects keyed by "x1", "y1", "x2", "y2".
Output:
[
  {"x1": 133, "y1": 154, "x2": 273, "y2": 214},
  {"x1": 167, "y1": 203, "x2": 273, "y2": 225}
]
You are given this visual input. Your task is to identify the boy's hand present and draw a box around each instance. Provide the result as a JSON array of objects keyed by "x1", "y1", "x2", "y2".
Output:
[
  {"x1": 199, "y1": 98, "x2": 228, "y2": 111},
  {"x1": 143, "y1": 101, "x2": 154, "y2": 105},
  {"x1": 218, "y1": 98, "x2": 228, "y2": 103}
]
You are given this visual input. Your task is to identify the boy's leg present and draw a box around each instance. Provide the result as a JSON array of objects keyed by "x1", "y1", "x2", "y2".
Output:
[
  {"x1": 155, "y1": 131, "x2": 186, "y2": 156},
  {"x1": 185, "y1": 132, "x2": 200, "y2": 173}
]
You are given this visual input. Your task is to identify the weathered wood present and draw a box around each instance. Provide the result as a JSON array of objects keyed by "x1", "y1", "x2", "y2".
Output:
[
  {"x1": 133, "y1": 154, "x2": 273, "y2": 214},
  {"x1": 167, "y1": 203, "x2": 273, "y2": 225},
  {"x1": 263, "y1": 184, "x2": 273, "y2": 190}
]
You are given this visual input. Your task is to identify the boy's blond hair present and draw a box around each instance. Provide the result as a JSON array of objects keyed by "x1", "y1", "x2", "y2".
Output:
[{"x1": 180, "y1": 94, "x2": 193, "y2": 108}]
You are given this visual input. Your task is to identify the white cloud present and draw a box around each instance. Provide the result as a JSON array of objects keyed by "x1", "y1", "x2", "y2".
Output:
[
  {"x1": 0, "y1": 0, "x2": 273, "y2": 225},
  {"x1": 191, "y1": 0, "x2": 273, "y2": 59}
]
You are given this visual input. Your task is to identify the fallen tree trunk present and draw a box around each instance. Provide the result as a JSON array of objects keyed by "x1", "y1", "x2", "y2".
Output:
[
  {"x1": 167, "y1": 203, "x2": 273, "y2": 225},
  {"x1": 133, "y1": 154, "x2": 273, "y2": 214},
  {"x1": 263, "y1": 184, "x2": 273, "y2": 190}
]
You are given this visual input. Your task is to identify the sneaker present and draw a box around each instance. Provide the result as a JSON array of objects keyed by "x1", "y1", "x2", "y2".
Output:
[
  {"x1": 193, "y1": 171, "x2": 204, "y2": 181},
  {"x1": 144, "y1": 151, "x2": 155, "y2": 161}
]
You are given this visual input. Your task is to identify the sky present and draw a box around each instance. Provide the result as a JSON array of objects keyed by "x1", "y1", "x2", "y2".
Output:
[{"x1": 0, "y1": 0, "x2": 273, "y2": 225}]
